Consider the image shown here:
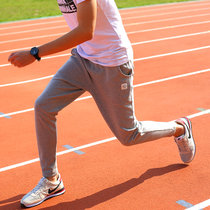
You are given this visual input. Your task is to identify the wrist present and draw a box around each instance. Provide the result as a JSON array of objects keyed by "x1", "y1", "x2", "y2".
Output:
[{"x1": 30, "y1": 47, "x2": 41, "y2": 61}]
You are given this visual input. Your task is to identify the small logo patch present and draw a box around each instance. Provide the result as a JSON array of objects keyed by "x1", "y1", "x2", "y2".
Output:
[
  {"x1": 121, "y1": 83, "x2": 128, "y2": 90},
  {"x1": 48, "y1": 181, "x2": 61, "y2": 194}
]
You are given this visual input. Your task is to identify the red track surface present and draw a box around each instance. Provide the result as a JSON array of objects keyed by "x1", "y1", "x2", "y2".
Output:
[{"x1": 0, "y1": 1, "x2": 210, "y2": 209}]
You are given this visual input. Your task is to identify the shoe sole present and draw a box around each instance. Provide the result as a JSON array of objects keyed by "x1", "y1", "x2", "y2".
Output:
[{"x1": 21, "y1": 188, "x2": 65, "y2": 208}]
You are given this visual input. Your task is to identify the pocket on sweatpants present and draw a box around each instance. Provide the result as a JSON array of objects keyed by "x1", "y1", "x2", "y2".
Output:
[{"x1": 118, "y1": 61, "x2": 134, "y2": 77}]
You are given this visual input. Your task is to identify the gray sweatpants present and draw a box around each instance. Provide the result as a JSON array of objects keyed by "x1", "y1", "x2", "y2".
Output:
[{"x1": 35, "y1": 49, "x2": 176, "y2": 177}]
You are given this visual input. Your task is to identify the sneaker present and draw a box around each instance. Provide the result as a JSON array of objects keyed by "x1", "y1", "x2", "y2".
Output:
[
  {"x1": 21, "y1": 174, "x2": 65, "y2": 208},
  {"x1": 174, "y1": 117, "x2": 196, "y2": 163}
]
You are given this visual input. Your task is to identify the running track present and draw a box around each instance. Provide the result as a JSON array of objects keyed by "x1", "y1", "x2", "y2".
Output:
[{"x1": 0, "y1": 1, "x2": 210, "y2": 209}]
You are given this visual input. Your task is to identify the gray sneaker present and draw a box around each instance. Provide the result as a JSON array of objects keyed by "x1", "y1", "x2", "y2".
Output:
[
  {"x1": 174, "y1": 117, "x2": 196, "y2": 163},
  {"x1": 21, "y1": 174, "x2": 65, "y2": 208}
]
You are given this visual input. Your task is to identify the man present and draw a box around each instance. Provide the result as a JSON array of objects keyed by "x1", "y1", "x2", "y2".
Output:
[{"x1": 8, "y1": 0, "x2": 196, "y2": 208}]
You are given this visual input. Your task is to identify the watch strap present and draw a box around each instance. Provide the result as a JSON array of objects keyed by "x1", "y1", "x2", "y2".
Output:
[{"x1": 30, "y1": 47, "x2": 41, "y2": 61}]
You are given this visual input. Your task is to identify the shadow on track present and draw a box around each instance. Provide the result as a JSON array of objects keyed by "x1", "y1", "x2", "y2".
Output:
[
  {"x1": 39, "y1": 163, "x2": 188, "y2": 210},
  {"x1": 0, "y1": 194, "x2": 25, "y2": 210}
]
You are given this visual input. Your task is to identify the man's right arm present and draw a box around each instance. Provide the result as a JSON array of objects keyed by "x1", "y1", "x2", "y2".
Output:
[{"x1": 8, "y1": 0, "x2": 97, "y2": 68}]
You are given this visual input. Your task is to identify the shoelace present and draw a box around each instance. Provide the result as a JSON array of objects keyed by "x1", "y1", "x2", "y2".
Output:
[{"x1": 31, "y1": 177, "x2": 47, "y2": 195}]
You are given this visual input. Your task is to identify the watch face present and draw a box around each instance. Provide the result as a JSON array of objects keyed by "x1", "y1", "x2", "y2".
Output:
[
  {"x1": 31, "y1": 47, "x2": 38, "y2": 55},
  {"x1": 30, "y1": 47, "x2": 41, "y2": 61}
]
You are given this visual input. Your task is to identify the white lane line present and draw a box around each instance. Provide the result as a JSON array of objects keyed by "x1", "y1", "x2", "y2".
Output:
[
  {"x1": 0, "y1": 68, "x2": 209, "y2": 117},
  {"x1": 127, "y1": 20, "x2": 210, "y2": 34},
  {"x1": 185, "y1": 199, "x2": 210, "y2": 210},
  {"x1": 0, "y1": 32, "x2": 65, "y2": 44},
  {"x1": 122, "y1": 7, "x2": 210, "y2": 20},
  {"x1": 134, "y1": 46, "x2": 210, "y2": 61},
  {"x1": 188, "y1": 110, "x2": 210, "y2": 118},
  {"x1": 0, "y1": 19, "x2": 65, "y2": 31},
  {"x1": 0, "y1": 109, "x2": 24, "y2": 118},
  {"x1": 0, "y1": 47, "x2": 34, "y2": 54},
  {"x1": 1, "y1": 35, "x2": 210, "y2": 69},
  {"x1": 187, "y1": 110, "x2": 210, "y2": 119},
  {"x1": 0, "y1": 109, "x2": 209, "y2": 173},
  {"x1": 0, "y1": 75, "x2": 54, "y2": 87},
  {"x1": 120, "y1": 1, "x2": 210, "y2": 15},
  {"x1": 131, "y1": 31, "x2": 210, "y2": 45},
  {"x1": 0, "y1": 52, "x2": 71, "y2": 68},
  {"x1": 0, "y1": 40, "x2": 210, "y2": 78},
  {"x1": 41, "y1": 53, "x2": 71, "y2": 60},
  {"x1": 124, "y1": 13, "x2": 210, "y2": 27},
  {"x1": 0, "y1": 43, "x2": 209, "y2": 73},
  {"x1": 1, "y1": 20, "x2": 210, "y2": 55},
  {"x1": 134, "y1": 69, "x2": 210, "y2": 88},
  {"x1": 1, "y1": 7, "x2": 210, "y2": 36},
  {"x1": 0, "y1": 137, "x2": 116, "y2": 173},
  {"x1": 1, "y1": 13, "x2": 210, "y2": 45},
  {"x1": 1, "y1": 19, "x2": 210, "y2": 45},
  {"x1": 1, "y1": 0, "x2": 209, "y2": 30},
  {"x1": 0, "y1": 25, "x2": 68, "y2": 37},
  {"x1": 0, "y1": 63, "x2": 11, "y2": 68},
  {"x1": 1, "y1": 60, "x2": 209, "y2": 88},
  {"x1": 0, "y1": 108, "x2": 35, "y2": 118}
]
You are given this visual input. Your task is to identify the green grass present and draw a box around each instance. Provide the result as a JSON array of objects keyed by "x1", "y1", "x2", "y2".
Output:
[
  {"x1": 0, "y1": 0, "x2": 61, "y2": 23},
  {"x1": 116, "y1": 0, "x2": 192, "y2": 8},
  {"x1": 0, "y1": 0, "x2": 193, "y2": 23}
]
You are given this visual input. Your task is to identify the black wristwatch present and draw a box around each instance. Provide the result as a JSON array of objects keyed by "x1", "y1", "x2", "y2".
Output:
[{"x1": 30, "y1": 47, "x2": 41, "y2": 61}]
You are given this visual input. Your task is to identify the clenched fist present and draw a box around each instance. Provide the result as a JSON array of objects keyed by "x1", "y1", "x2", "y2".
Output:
[{"x1": 8, "y1": 51, "x2": 36, "y2": 68}]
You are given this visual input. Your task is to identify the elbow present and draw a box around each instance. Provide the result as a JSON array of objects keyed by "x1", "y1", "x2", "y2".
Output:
[
  {"x1": 85, "y1": 29, "x2": 94, "y2": 41},
  {"x1": 79, "y1": 24, "x2": 94, "y2": 41}
]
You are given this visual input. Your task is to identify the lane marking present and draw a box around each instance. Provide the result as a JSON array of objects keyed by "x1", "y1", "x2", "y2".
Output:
[
  {"x1": 122, "y1": 7, "x2": 210, "y2": 20},
  {"x1": 75, "y1": 95, "x2": 92, "y2": 101},
  {"x1": 131, "y1": 31, "x2": 210, "y2": 45},
  {"x1": 1, "y1": 44, "x2": 210, "y2": 69},
  {"x1": 186, "y1": 199, "x2": 210, "y2": 210},
  {"x1": 127, "y1": 20, "x2": 210, "y2": 34},
  {"x1": 3, "y1": 30, "x2": 209, "y2": 54},
  {"x1": 0, "y1": 19, "x2": 65, "y2": 31},
  {"x1": 0, "y1": 63, "x2": 11, "y2": 68},
  {"x1": 0, "y1": 32, "x2": 65, "y2": 44},
  {"x1": 0, "y1": 0, "x2": 208, "y2": 26},
  {"x1": 187, "y1": 109, "x2": 210, "y2": 119},
  {"x1": 1, "y1": 20, "x2": 210, "y2": 55},
  {"x1": 1, "y1": 7, "x2": 210, "y2": 36},
  {"x1": 0, "y1": 108, "x2": 34, "y2": 118},
  {"x1": 0, "y1": 75, "x2": 54, "y2": 87},
  {"x1": 134, "y1": 46, "x2": 210, "y2": 62},
  {"x1": 1, "y1": 0, "x2": 209, "y2": 30},
  {"x1": 0, "y1": 96, "x2": 92, "y2": 118},
  {"x1": 0, "y1": 47, "x2": 32, "y2": 54},
  {"x1": 120, "y1": 1, "x2": 210, "y2": 15},
  {"x1": 1, "y1": 5, "x2": 210, "y2": 32},
  {"x1": 0, "y1": 25, "x2": 68, "y2": 37},
  {"x1": 0, "y1": 112, "x2": 11, "y2": 119},
  {"x1": 124, "y1": 13, "x2": 210, "y2": 27},
  {"x1": 2, "y1": 17, "x2": 210, "y2": 39},
  {"x1": 197, "y1": 108, "x2": 207, "y2": 112},
  {"x1": 63, "y1": 145, "x2": 85, "y2": 155},
  {"x1": 134, "y1": 69, "x2": 210, "y2": 88},
  {"x1": 177, "y1": 200, "x2": 194, "y2": 208},
  {"x1": 0, "y1": 69, "x2": 209, "y2": 118},
  {"x1": 0, "y1": 110, "x2": 209, "y2": 173},
  {"x1": 1, "y1": 13, "x2": 210, "y2": 45},
  {"x1": 0, "y1": 137, "x2": 116, "y2": 173}
]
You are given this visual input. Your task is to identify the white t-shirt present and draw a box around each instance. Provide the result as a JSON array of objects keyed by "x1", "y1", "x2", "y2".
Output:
[{"x1": 57, "y1": 0, "x2": 133, "y2": 66}]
